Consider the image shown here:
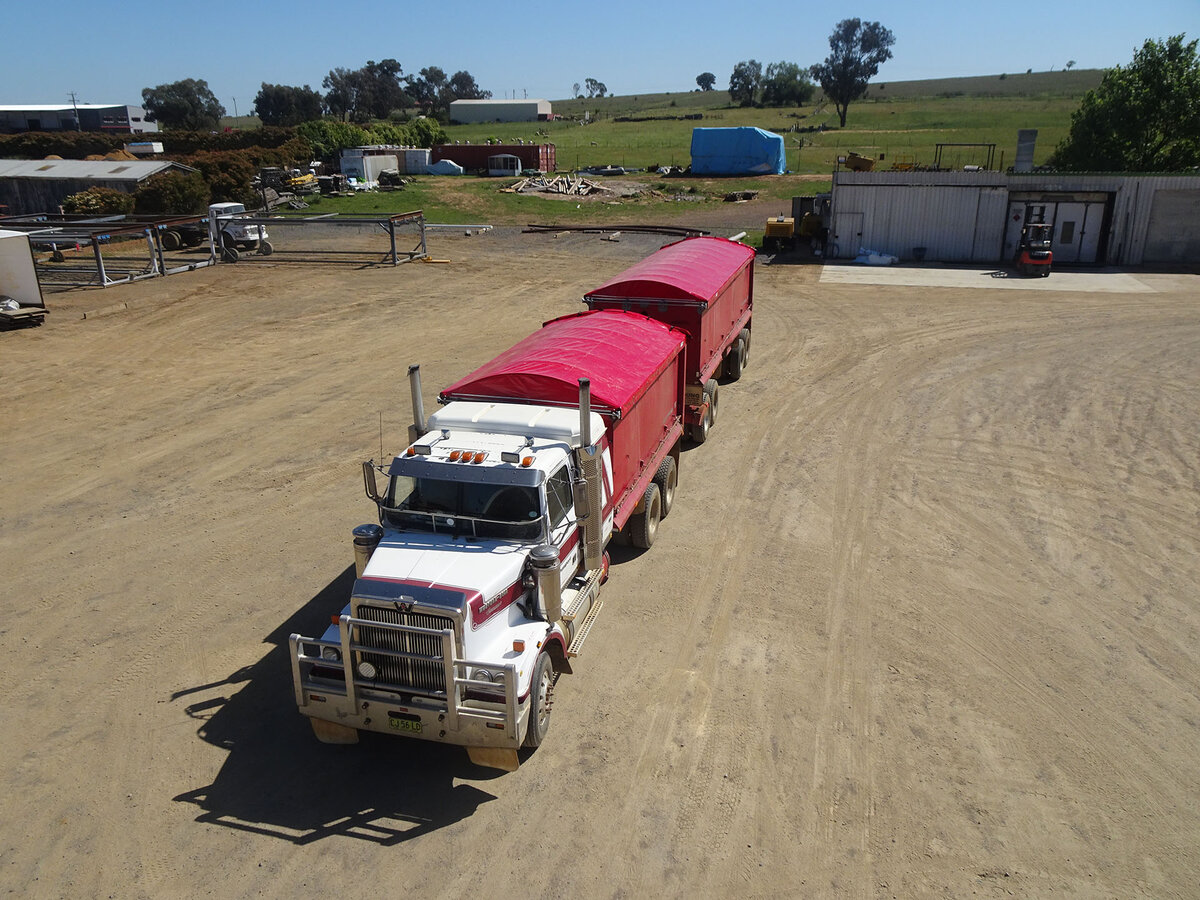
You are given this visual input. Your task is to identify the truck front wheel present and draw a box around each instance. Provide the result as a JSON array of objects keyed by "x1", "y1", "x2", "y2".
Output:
[
  {"x1": 523, "y1": 653, "x2": 554, "y2": 747},
  {"x1": 631, "y1": 482, "x2": 662, "y2": 549}
]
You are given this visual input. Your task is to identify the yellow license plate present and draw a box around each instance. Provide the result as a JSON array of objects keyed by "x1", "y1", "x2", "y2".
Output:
[{"x1": 388, "y1": 715, "x2": 422, "y2": 734}]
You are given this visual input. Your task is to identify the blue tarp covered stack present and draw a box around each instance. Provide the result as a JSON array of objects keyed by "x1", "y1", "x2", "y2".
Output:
[{"x1": 689, "y1": 127, "x2": 786, "y2": 175}]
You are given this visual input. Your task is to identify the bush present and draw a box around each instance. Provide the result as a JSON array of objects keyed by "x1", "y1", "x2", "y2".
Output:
[
  {"x1": 62, "y1": 186, "x2": 135, "y2": 215},
  {"x1": 133, "y1": 170, "x2": 210, "y2": 214}
]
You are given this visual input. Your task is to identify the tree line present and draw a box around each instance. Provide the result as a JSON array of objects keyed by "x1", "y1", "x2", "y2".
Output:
[{"x1": 141, "y1": 59, "x2": 491, "y2": 131}]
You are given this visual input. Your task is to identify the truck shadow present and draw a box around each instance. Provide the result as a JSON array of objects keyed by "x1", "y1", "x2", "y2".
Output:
[{"x1": 172, "y1": 565, "x2": 500, "y2": 845}]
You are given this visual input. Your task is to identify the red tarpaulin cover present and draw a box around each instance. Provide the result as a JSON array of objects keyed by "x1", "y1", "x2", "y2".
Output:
[
  {"x1": 585, "y1": 236, "x2": 756, "y2": 304},
  {"x1": 439, "y1": 310, "x2": 684, "y2": 416}
]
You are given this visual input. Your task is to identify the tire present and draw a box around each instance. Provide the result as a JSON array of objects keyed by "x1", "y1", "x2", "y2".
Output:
[
  {"x1": 689, "y1": 409, "x2": 710, "y2": 444},
  {"x1": 725, "y1": 338, "x2": 745, "y2": 381},
  {"x1": 704, "y1": 379, "x2": 719, "y2": 427},
  {"x1": 220, "y1": 244, "x2": 240, "y2": 263},
  {"x1": 654, "y1": 456, "x2": 677, "y2": 518},
  {"x1": 631, "y1": 482, "x2": 661, "y2": 550},
  {"x1": 257, "y1": 240, "x2": 274, "y2": 256},
  {"x1": 739, "y1": 328, "x2": 751, "y2": 369},
  {"x1": 523, "y1": 653, "x2": 554, "y2": 748},
  {"x1": 161, "y1": 230, "x2": 182, "y2": 251}
]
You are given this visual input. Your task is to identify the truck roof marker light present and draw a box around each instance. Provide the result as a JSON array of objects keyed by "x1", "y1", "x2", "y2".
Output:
[
  {"x1": 449, "y1": 449, "x2": 463, "y2": 461},
  {"x1": 472, "y1": 451, "x2": 487, "y2": 464},
  {"x1": 522, "y1": 456, "x2": 534, "y2": 467}
]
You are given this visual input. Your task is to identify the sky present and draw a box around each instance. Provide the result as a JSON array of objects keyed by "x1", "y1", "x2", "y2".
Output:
[{"x1": 2, "y1": 0, "x2": 1196, "y2": 113}]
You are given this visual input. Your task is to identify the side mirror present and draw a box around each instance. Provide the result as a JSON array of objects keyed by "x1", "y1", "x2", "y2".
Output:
[
  {"x1": 571, "y1": 477, "x2": 591, "y2": 521},
  {"x1": 362, "y1": 460, "x2": 382, "y2": 503}
]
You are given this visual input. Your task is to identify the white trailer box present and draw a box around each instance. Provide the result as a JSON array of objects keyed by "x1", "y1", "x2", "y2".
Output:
[
  {"x1": 0, "y1": 229, "x2": 47, "y2": 327},
  {"x1": 401, "y1": 148, "x2": 431, "y2": 174},
  {"x1": 0, "y1": 230, "x2": 44, "y2": 306}
]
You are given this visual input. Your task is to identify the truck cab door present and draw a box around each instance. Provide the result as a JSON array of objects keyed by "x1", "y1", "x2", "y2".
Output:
[{"x1": 545, "y1": 464, "x2": 581, "y2": 581}]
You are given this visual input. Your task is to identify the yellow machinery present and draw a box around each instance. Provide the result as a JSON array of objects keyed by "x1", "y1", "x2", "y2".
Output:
[{"x1": 763, "y1": 215, "x2": 796, "y2": 253}]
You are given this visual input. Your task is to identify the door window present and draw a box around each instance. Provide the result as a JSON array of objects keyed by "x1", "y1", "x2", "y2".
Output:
[{"x1": 546, "y1": 466, "x2": 574, "y2": 528}]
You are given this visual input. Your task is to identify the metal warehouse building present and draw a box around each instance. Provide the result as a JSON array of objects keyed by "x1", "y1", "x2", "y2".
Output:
[
  {"x1": 448, "y1": 99, "x2": 552, "y2": 124},
  {"x1": 0, "y1": 159, "x2": 196, "y2": 216},
  {"x1": 823, "y1": 171, "x2": 1200, "y2": 266},
  {"x1": 0, "y1": 104, "x2": 157, "y2": 134}
]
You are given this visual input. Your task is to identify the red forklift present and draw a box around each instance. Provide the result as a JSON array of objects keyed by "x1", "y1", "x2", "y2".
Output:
[{"x1": 1014, "y1": 204, "x2": 1053, "y2": 276}]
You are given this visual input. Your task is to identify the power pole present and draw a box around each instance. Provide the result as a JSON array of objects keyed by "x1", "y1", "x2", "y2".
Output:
[{"x1": 68, "y1": 91, "x2": 81, "y2": 131}]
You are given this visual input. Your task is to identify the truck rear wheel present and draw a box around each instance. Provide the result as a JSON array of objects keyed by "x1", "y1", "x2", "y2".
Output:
[
  {"x1": 725, "y1": 338, "x2": 745, "y2": 381},
  {"x1": 161, "y1": 230, "x2": 182, "y2": 251},
  {"x1": 654, "y1": 456, "x2": 677, "y2": 518},
  {"x1": 631, "y1": 482, "x2": 661, "y2": 549},
  {"x1": 739, "y1": 328, "x2": 751, "y2": 369},
  {"x1": 523, "y1": 653, "x2": 554, "y2": 747}
]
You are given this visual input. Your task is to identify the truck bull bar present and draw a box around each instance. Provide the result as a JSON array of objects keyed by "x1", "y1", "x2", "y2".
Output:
[{"x1": 289, "y1": 614, "x2": 521, "y2": 745}]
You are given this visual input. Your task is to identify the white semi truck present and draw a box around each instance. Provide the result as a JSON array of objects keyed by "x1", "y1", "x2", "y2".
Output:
[{"x1": 290, "y1": 309, "x2": 687, "y2": 771}]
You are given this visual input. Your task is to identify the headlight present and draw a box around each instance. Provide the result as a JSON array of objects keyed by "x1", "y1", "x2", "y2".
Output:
[
  {"x1": 358, "y1": 660, "x2": 377, "y2": 679},
  {"x1": 321, "y1": 646, "x2": 341, "y2": 662},
  {"x1": 473, "y1": 668, "x2": 493, "y2": 683}
]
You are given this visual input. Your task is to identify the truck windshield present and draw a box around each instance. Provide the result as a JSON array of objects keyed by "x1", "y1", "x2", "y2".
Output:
[{"x1": 384, "y1": 475, "x2": 544, "y2": 541}]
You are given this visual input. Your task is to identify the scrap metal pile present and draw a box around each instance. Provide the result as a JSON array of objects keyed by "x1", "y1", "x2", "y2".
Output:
[{"x1": 503, "y1": 174, "x2": 612, "y2": 197}]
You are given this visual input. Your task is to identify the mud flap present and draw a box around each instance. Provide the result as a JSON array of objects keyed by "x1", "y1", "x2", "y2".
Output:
[
  {"x1": 467, "y1": 747, "x2": 521, "y2": 772},
  {"x1": 309, "y1": 717, "x2": 360, "y2": 744}
]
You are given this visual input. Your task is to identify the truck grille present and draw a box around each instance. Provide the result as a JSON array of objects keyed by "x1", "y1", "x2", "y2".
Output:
[{"x1": 354, "y1": 606, "x2": 453, "y2": 695}]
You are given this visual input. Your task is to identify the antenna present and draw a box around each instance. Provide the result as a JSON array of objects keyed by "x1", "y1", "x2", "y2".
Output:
[
  {"x1": 68, "y1": 91, "x2": 81, "y2": 131},
  {"x1": 379, "y1": 411, "x2": 384, "y2": 461}
]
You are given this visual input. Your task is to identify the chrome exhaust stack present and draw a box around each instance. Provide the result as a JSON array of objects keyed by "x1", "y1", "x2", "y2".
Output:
[
  {"x1": 575, "y1": 378, "x2": 605, "y2": 573},
  {"x1": 529, "y1": 544, "x2": 562, "y2": 622},
  {"x1": 407, "y1": 364, "x2": 426, "y2": 444}
]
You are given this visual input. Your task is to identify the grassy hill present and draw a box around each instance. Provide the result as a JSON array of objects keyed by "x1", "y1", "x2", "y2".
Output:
[{"x1": 444, "y1": 69, "x2": 1102, "y2": 174}]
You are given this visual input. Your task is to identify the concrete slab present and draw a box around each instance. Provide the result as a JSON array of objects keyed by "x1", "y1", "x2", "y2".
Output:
[{"x1": 818, "y1": 263, "x2": 1156, "y2": 293}]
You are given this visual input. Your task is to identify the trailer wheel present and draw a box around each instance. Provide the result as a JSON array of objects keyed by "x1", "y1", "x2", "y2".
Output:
[
  {"x1": 688, "y1": 410, "x2": 710, "y2": 444},
  {"x1": 739, "y1": 328, "x2": 751, "y2": 369},
  {"x1": 704, "y1": 379, "x2": 719, "y2": 427},
  {"x1": 654, "y1": 456, "x2": 677, "y2": 518},
  {"x1": 725, "y1": 338, "x2": 745, "y2": 381},
  {"x1": 631, "y1": 482, "x2": 661, "y2": 549},
  {"x1": 523, "y1": 653, "x2": 554, "y2": 748}
]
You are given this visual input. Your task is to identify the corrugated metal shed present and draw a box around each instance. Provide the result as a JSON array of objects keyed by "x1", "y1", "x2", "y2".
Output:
[
  {"x1": 0, "y1": 158, "x2": 196, "y2": 216},
  {"x1": 449, "y1": 99, "x2": 552, "y2": 124},
  {"x1": 829, "y1": 171, "x2": 1200, "y2": 266}
]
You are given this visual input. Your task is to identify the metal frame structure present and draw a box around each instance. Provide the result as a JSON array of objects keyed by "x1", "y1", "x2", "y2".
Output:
[
  {"x1": 933, "y1": 143, "x2": 997, "y2": 171},
  {"x1": 0, "y1": 209, "x2": 430, "y2": 290},
  {"x1": 0, "y1": 213, "x2": 214, "y2": 289},
  {"x1": 225, "y1": 210, "x2": 428, "y2": 266}
]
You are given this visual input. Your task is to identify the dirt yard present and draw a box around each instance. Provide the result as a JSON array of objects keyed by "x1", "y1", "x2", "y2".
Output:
[{"x1": 3, "y1": 225, "x2": 1198, "y2": 898}]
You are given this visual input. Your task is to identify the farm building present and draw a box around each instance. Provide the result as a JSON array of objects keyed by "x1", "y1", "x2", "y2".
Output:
[
  {"x1": 0, "y1": 158, "x2": 197, "y2": 216},
  {"x1": 0, "y1": 104, "x2": 157, "y2": 134},
  {"x1": 821, "y1": 171, "x2": 1200, "y2": 267},
  {"x1": 448, "y1": 99, "x2": 552, "y2": 124},
  {"x1": 690, "y1": 127, "x2": 785, "y2": 176}
]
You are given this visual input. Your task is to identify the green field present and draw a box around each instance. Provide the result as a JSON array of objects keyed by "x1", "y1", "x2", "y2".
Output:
[{"x1": 275, "y1": 70, "x2": 1103, "y2": 226}]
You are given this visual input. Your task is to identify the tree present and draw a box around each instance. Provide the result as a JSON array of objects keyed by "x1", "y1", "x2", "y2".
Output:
[
  {"x1": 1065, "y1": 60, "x2": 1076, "y2": 71},
  {"x1": 448, "y1": 71, "x2": 491, "y2": 101},
  {"x1": 141, "y1": 79, "x2": 225, "y2": 131},
  {"x1": 729, "y1": 60, "x2": 763, "y2": 106},
  {"x1": 696, "y1": 72, "x2": 717, "y2": 92},
  {"x1": 572, "y1": 82, "x2": 581, "y2": 98},
  {"x1": 407, "y1": 66, "x2": 449, "y2": 116},
  {"x1": 323, "y1": 59, "x2": 408, "y2": 123},
  {"x1": 584, "y1": 78, "x2": 607, "y2": 98},
  {"x1": 761, "y1": 61, "x2": 816, "y2": 107},
  {"x1": 809, "y1": 18, "x2": 895, "y2": 126},
  {"x1": 1050, "y1": 34, "x2": 1200, "y2": 171},
  {"x1": 62, "y1": 186, "x2": 135, "y2": 216},
  {"x1": 253, "y1": 83, "x2": 324, "y2": 127}
]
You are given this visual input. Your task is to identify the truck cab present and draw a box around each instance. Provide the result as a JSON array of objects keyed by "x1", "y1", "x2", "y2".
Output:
[{"x1": 208, "y1": 202, "x2": 272, "y2": 262}]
